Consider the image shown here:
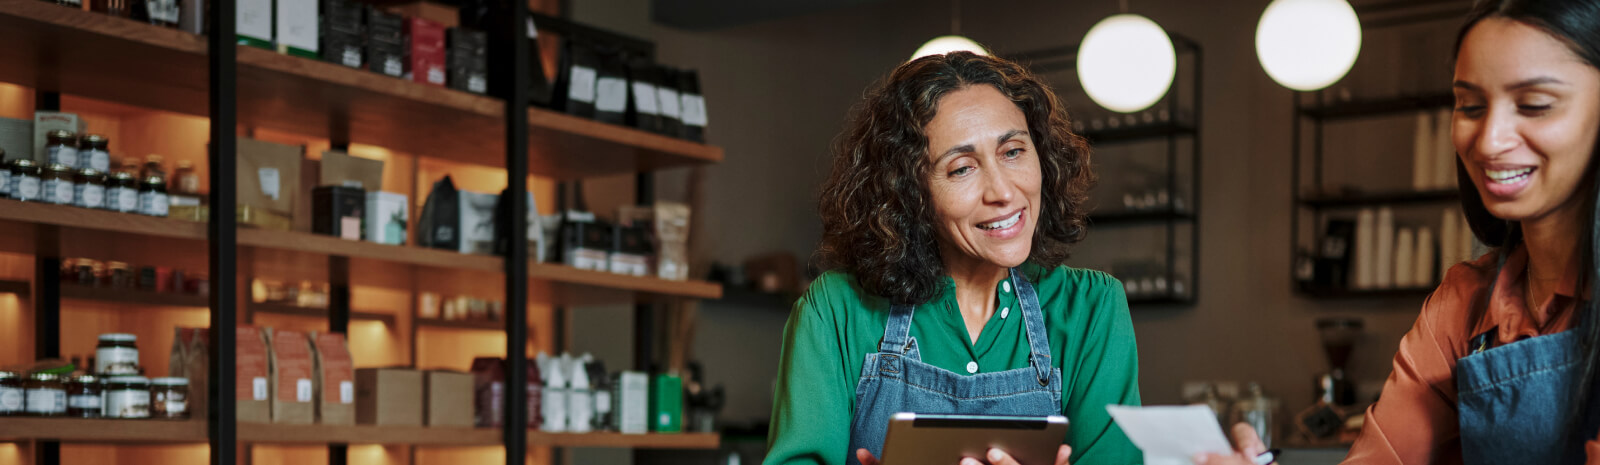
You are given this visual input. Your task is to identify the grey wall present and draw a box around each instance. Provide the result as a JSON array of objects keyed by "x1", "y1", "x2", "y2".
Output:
[{"x1": 564, "y1": 0, "x2": 1452, "y2": 457}]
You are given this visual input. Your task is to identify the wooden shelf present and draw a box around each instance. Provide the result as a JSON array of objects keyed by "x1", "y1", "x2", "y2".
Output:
[
  {"x1": 529, "y1": 432, "x2": 721, "y2": 449},
  {"x1": 1089, "y1": 209, "x2": 1195, "y2": 225},
  {"x1": 0, "y1": 279, "x2": 29, "y2": 297},
  {"x1": 1296, "y1": 286, "x2": 1435, "y2": 300},
  {"x1": 0, "y1": 418, "x2": 207, "y2": 443},
  {"x1": 0, "y1": 200, "x2": 206, "y2": 241},
  {"x1": 61, "y1": 284, "x2": 209, "y2": 307},
  {"x1": 1299, "y1": 94, "x2": 1454, "y2": 121},
  {"x1": 526, "y1": 108, "x2": 725, "y2": 179},
  {"x1": 248, "y1": 302, "x2": 398, "y2": 326},
  {"x1": 1299, "y1": 189, "x2": 1460, "y2": 208},
  {"x1": 1080, "y1": 122, "x2": 1196, "y2": 144},
  {"x1": 238, "y1": 423, "x2": 499, "y2": 446},
  {"x1": 236, "y1": 228, "x2": 504, "y2": 272},
  {"x1": 530, "y1": 262, "x2": 723, "y2": 300},
  {"x1": 416, "y1": 317, "x2": 505, "y2": 331}
]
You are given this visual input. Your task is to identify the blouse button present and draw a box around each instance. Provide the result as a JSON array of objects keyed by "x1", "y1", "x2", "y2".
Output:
[
  {"x1": 1001, "y1": 307, "x2": 1010, "y2": 319},
  {"x1": 1003, "y1": 281, "x2": 1012, "y2": 293},
  {"x1": 966, "y1": 361, "x2": 978, "y2": 374}
]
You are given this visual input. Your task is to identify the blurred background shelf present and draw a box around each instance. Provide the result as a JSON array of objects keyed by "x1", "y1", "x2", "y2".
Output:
[
  {"x1": 1298, "y1": 93, "x2": 1455, "y2": 121},
  {"x1": 60, "y1": 284, "x2": 208, "y2": 308},
  {"x1": 1298, "y1": 189, "x2": 1460, "y2": 208},
  {"x1": 247, "y1": 302, "x2": 397, "y2": 326}
]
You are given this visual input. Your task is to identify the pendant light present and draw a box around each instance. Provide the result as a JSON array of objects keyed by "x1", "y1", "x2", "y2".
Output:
[
  {"x1": 911, "y1": 0, "x2": 988, "y2": 60},
  {"x1": 1077, "y1": 1, "x2": 1175, "y2": 113},
  {"x1": 1255, "y1": 0, "x2": 1362, "y2": 91}
]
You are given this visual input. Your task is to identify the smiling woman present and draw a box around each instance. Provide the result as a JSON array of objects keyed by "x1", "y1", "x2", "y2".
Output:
[{"x1": 763, "y1": 52, "x2": 1141, "y2": 465}]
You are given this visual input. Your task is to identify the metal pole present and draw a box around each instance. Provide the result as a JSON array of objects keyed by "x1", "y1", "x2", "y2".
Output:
[
  {"x1": 208, "y1": 0, "x2": 240, "y2": 458},
  {"x1": 505, "y1": 0, "x2": 532, "y2": 461}
]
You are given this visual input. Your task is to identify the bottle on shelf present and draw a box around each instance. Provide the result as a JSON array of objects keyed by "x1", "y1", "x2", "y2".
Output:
[
  {"x1": 140, "y1": 155, "x2": 167, "y2": 182},
  {"x1": 172, "y1": 160, "x2": 201, "y2": 196}
]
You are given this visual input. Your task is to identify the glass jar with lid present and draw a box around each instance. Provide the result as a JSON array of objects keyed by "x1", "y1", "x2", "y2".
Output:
[
  {"x1": 45, "y1": 129, "x2": 78, "y2": 168},
  {"x1": 0, "y1": 371, "x2": 22, "y2": 416},
  {"x1": 102, "y1": 376, "x2": 150, "y2": 419},
  {"x1": 150, "y1": 377, "x2": 188, "y2": 419},
  {"x1": 95, "y1": 333, "x2": 140, "y2": 376},
  {"x1": 78, "y1": 134, "x2": 111, "y2": 172},
  {"x1": 66, "y1": 374, "x2": 102, "y2": 418},
  {"x1": 9, "y1": 159, "x2": 40, "y2": 202},
  {"x1": 41, "y1": 163, "x2": 75, "y2": 205},
  {"x1": 106, "y1": 171, "x2": 139, "y2": 212},
  {"x1": 23, "y1": 372, "x2": 66, "y2": 416},
  {"x1": 75, "y1": 168, "x2": 106, "y2": 209},
  {"x1": 138, "y1": 174, "x2": 169, "y2": 217},
  {"x1": 140, "y1": 154, "x2": 166, "y2": 181},
  {"x1": 173, "y1": 160, "x2": 200, "y2": 196}
]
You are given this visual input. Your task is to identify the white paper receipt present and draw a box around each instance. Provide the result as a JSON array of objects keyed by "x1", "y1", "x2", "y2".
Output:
[{"x1": 1106, "y1": 405, "x2": 1233, "y2": 465}]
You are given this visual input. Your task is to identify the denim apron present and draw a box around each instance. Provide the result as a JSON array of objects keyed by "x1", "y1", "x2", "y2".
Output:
[
  {"x1": 1458, "y1": 328, "x2": 1600, "y2": 464},
  {"x1": 845, "y1": 268, "x2": 1064, "y2": 465}
]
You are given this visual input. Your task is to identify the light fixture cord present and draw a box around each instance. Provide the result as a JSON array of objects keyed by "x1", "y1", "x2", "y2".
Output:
[
  {"x1": 1120, "y1": 0, "x2": 1128, "y2": 13},
  {"x1": 951, "y1": 0, "x2": 961, "y2": 35}
]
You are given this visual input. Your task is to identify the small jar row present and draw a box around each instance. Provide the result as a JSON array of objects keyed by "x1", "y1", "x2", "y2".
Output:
[
  {"x1": 0, "y1": 371, "x2": 189, "y2": 420},
  {"x1": 1, "y1": 157, "x2": 169, "y2": 216}
]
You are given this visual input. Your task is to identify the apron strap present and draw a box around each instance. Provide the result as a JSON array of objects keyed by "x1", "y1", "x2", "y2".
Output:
[
  {"x1": 880, "y1": 303, "x2": 917, "y2": 355},
  {"x1": 1010, "y1": 267, "x2": 1055, "y2": 385}
]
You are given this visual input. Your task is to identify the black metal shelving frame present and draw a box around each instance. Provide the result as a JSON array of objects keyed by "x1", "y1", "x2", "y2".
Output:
[
  {"x1": 1287, "y1": 0, "x2": 1473, "y2": 300},
  {"x1": 1007, "y1": 33, "x2": 1203, "y2": 306},
  {"x1": 12, "y1": 0, "x2": 693, "y2": 464}
]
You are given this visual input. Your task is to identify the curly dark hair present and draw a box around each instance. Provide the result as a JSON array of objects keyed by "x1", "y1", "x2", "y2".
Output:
[{"x1": 817, "y1": 51, "x2": 1095, "y2": 306}]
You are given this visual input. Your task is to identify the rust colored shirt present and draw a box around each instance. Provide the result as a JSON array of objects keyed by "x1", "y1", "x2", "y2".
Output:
[{"x1": 1344, "y1": 245, "x2": 1586, "y2": 464}]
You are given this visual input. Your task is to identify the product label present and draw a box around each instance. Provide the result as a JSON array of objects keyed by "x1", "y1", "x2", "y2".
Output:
[
  {"x1": 427, "y1": 67, "x2": 446, "y2": 85},
  {"x1": 468, "y1": 76, "x2": 487, "y2": 94},
  {"x1": 253, "y1": 377, "x2": 268, "y2": 400},
  {"x1": 49, "y1": 146, "x2": 78, "y2": 168},
  {"x1": 236, "y1": 0, "x2": 271, "y2": 40},
  {"x1": 339, "y1": 381, "x2": 353, "y2": 404},
  {"x1": 0, "y1": 171, "x2": 10, "y2": 196},
  {"x1": 296, "y1": 378, "x2": 312, "y2": 402},
  {"x1": 69, "y1": 393, "x2": 101, "y2": 410},
  {"x1": 109, "y1": 187, "x2": 138, "y2": 212},
  {"x1": 567, "y1": 66, "x2": 598, "y2": 103},
  {"x1": 13, "y1": 176, "x2": 39, "y2": 201},
  {"x1": 275, "y1": 0, "x2": 317, "y2": 52},
  {"x1": 43, "y1": 178, "x2": 72, "y2": 205},
  {"x1": 85, "y1": 149, "x2": 110, "y2": 172},
  {"x1": 657, "y1": 88, "x2": 682, "y2": 119},
  {"x1": 107, "y1": 389, "x2": 150, "y2": 418},
  {"x1": 25, "y1": 388, "x2": 65, "y2": 414},
  {"x1": 76, "y1": 183, "x2": 105, "y2": 209},
  {"x1": 342, "y1": 48, "x2": 361, "y2": 67},
  {"x1": 0, "y1": 387, "x2": 20, "y2": 412},
  {"x1": 384, "y1": 57, "x2": 403, "y2": 77},
  {"x1": 681, "y1": 94, "x2": 708, "y2": 127},
  {"x1": 257, "y1": 167, "x2": 281, "y2": 200},
  {"x1": 139, "y1": 191, "x2": 169, "y2": 216},
  {"x1": 148, "y1": 0, "x2": 179, "y2": 23},
  {"x1": 97, "y1": 346, "x2": 141, "y2": 375},
  {"x1": 159, "y1": 390, "x2": 187, "y2": 414},
  {"x1": 594, "y1": 390, "x2": 612, "y2": 413},
  {"x1": 631, "y1": 82, "x2": 659, "y2": 115},
  {"x1": 595, "y1": 77, "x2": 628, "y2": 113}
]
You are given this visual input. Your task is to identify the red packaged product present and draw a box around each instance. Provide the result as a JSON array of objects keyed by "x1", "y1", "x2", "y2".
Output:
[{"x1": 403, "y1": 17, "x2": 446, "y2": 87}]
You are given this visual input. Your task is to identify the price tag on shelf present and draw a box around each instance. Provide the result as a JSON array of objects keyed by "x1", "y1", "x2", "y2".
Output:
[
  {"x1": 253, "y1": 377, "x2": 268, "y2": 401},
  {"x1": 296, "y1": 379, "x2": 313, "y2": 403},
  {"x1": 340, "y1": 381, "x2": 354, "y2": 404}
]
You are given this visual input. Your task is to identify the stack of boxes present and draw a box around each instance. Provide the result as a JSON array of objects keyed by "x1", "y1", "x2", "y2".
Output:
[
  {"x1": 365, "y1": 8, "x2": 405, "y2": 78},
  {"x1": 447, "y1": 28, "x2": 488, "y2": 95},
  {"x1": 320, "y1": 0, "x2": 365, "y2": 69},
  {"x1": 403, "y1": 17, "x2": 447, "y2": 87}
]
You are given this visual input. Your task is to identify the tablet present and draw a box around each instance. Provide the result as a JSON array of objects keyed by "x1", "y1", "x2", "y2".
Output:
[{"x1": 880, "y1": 413, "x2": 1069, "y2": 465}]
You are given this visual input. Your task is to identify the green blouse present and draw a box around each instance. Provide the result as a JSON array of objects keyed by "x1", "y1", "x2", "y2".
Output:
[{"x1": 764, "y1": 263, "x2": 1143, "y2": 465}]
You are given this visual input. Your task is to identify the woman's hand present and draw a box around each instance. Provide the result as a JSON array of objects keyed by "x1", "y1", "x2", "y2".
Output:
[
  {"x1": 1191, "y1": 423, "x2": 1275, "y2": 465},
  {"x1": 854, "y1": 445, "x2": 1072, "y2": 465}
]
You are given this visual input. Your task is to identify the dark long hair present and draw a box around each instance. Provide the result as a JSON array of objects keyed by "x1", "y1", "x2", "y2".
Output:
[
  {"x1": 1454, "y1": 0, "x2": 1600, "y2": 453},
  {"x1": 816, "y1": 52, "x2": 1094, "y2": 305}
]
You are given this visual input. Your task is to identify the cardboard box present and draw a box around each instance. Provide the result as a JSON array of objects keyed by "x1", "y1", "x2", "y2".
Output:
[
  {"x1": 613, "y1": 371, "x2": 647, "y2": 434},
  {"x1": 365, "y1": 191, "x2": 408, "y2": 245},
  {"x1": 424, "y1": 370, "x2": 473, "y2": 427},
  {"x1": 404, "y1": 17, "x2": 447, "y2": 87},
  {"x1": 365, "y1": 7, "x2": 405, "y2": 77},
  {"x1": 356, "y1": 368, "x2": 422, "y2": 426},
  {"x1": 319, "y1": 150, "x2": 384, "y2": 191},
  {"x1": 266, "y1": 328, "x2": 315, "y2": 424},
  {"x1": 236, "y1": 0, "x2": 272, "y2": 48},
  {"x1": 237, "y1": 138, "x2": 303, "y2": 217},
  {"x1": 275, "y1": 0, "x2": 318, "y2": 58},
  {"x1": 310, "y1": 332, "x2": 355, "y2": 425},
  {"x1": 648, "y1": 374, "x2": 681, "y2": 433},
  {"x1": 237, "y1": 326, "x2": 271, "y2": 423},
  {"x1": 320, "y1": 0, "x2": 364, "y2": 68}
]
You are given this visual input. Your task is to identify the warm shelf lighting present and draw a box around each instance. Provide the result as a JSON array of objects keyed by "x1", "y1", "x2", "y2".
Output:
[
  {"x1": 1255, "y1": 0, "x2": 1362, "y2": 91},
  {"x1": 1077, "y1": 14, "x2": 1175, "y2": 113}
]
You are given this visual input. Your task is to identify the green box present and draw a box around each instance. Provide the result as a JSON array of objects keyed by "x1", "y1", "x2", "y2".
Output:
[{"x1": 648, "y1": 374, "x2": 682, "y2": 433}]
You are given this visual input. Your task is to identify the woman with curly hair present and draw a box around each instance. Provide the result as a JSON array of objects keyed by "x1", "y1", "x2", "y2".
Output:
[{"x1": 764, "y1": 52, "x2": 1142, "y2": 465}]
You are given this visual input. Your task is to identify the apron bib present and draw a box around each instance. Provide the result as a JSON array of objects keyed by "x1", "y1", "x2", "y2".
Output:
[
  {"x1": 1458, "y1": 328, "x2": 1600, "y2": 465},
  {"x1": 844, "y1": 268, "x2": 1063, "y2": 465}
]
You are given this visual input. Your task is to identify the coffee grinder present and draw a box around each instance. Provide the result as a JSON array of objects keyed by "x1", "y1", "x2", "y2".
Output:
[{"x1": 1294, "y1": 317, "x2": 1365, "y2": 442}]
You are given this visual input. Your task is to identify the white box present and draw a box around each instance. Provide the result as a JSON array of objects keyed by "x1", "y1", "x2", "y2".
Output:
[
  {"x1": 236, "y1": 0, "x2": 272, "y2": 47},
  {"x1": 458, "y1": 191, "x2": 498, "y2": 255},
  {"x1": 614, "y1": 371, "x2": 647, "y2": 434},
  {"x1": 364, "y1": 191, "x2": 408, "y2": 245},
  {"x1": 274, "y1": 0, "x2": 317, "y2": 57}
]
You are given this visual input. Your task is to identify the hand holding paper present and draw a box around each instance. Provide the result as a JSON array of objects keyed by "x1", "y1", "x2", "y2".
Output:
[{"x1": 1106, "y1": 405, "x2": 1235, "y2": 465}]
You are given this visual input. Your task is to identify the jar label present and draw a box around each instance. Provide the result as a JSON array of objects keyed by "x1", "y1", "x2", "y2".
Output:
[
  {"x1": 111, "y1": 187, "x2": 139, "y2": 212},
  {"x1": 139, "y1": 191, "x2": 169, "y2": 216},
  {"x1": 340, "y1": 381, "x2": 353, "y2": 404},
  {"x1": 49, "y1": 146, "x2": 79, "y2": 168},
  {"x1": 76, "y1": 183, "x2": 105, "y2": 209},
  {"x1": 253, "y1": 377, "x2": 267, "y2": 400},
  {"x1": 296, "y1": 378, "x2": 312, "y2": 402},
  {"x1": 13, "y1": 176, "x2": 39, "y2": 201},
  {"x1": 43, "y1": 179, "x2": 73, "y2": 205},
  {"x1": 25, "y1": 388, "x2": 66, "y2": 414},
  {"x1": 107, "y1": 389, "x2": 150, "y2": 418},
  {"x1": 85, "y1": 149, "x2": 111, "y2": 172},
  {"x1": 69, "y1": 393, "x2": 101, "y2": 409},
  {"x1": 159, "y1": 390, "x2": 187, "y2": 414},
  {"x1": 97, "y1": 346, "x2": 141, "y2": 375},
  {"x1": 0, "y1": 387, "x2": 23, "y2": 412},
  {"x1": 0, "y1": 171, "x2": 10, "y2": 196}
]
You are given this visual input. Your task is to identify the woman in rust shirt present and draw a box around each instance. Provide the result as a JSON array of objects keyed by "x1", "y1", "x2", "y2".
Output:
[{"x1": 1203, "y1": 0, "x2": 1600, "y2": 464}]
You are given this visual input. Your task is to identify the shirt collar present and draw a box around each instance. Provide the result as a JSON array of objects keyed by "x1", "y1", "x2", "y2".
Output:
[{"x1": 1488, "y1": 245, "x2": 1581, "y2": 335}]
